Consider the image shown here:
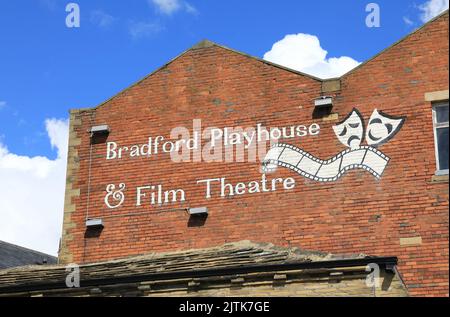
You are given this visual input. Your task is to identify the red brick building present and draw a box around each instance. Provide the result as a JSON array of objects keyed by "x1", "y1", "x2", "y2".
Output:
[{"x1": 58, "y1": 12, "x2": 448, "y2": 296}]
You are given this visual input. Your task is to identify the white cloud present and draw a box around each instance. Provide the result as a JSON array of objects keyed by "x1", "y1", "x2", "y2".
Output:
[
  {"x1": 150, "y1": 0, "x2": 198, "y2": 15},
  {"x1": 403, "y1": 16, "x2": 415, "y2": 26},
  {"x1": 151, "y1": 0, "x2": 181, "y2": 14},
  {"x1": 263, "y1": 33, "x2": 361, "y2": 79},
  {"x1": 0, "y1": 101, "x2": 6, "y2": 110},
  {"x1": 418, "y1": 0, "x2": 449, "y2": 22},
  {"x1": 129, "y1": 21, "x2": 164, "y2": 39},
  {"x1": 184, "y1": 3, "x2": 198, "y2": 15},
  {"x1": 39, "y1": 0, "x2": 57, "y2": 11},
  {"x1": 0, "y1": 118, "x2": 69, "y2": 256},
  {"x1": 90, "y1": 10, "x2": 117, "y2": 29}
]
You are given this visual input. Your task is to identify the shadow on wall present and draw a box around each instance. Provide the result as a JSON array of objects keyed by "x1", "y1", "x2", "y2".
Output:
[
  {"x1": 84, "y1": 227, "x2": 104, "y2": 239},
  {"x1": 188, "y1": 214, "x2": 208, "y2": 227}
]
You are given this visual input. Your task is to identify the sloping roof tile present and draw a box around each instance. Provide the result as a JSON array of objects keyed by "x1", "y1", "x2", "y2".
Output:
[
  {"x1": 0, "y1": 240, "x2": 57, "y2": 269},
  {"x1": 0, "y1": 241, "x2": 385, "y2": 291}
]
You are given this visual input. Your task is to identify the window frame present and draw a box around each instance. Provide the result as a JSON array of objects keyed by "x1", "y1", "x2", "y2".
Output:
[{"x1": 432, "y1": 101, "x2": 449, "y2": 175}]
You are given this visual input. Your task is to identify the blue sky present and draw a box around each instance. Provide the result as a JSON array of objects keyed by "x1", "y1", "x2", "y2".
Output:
[
  {"x1": 0, "y1": 0, "x2": 443, "y2": 158},
  {"x1": 0, "y1": 0, "x2": 448, "y2": 254}
]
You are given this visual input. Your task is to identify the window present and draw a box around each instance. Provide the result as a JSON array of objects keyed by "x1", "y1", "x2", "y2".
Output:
[{"x1": 432, "y1": 101, "x2": 449, "y2": 175}]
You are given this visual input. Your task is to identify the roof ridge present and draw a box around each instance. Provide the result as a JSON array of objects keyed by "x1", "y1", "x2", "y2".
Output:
[
  {"x1": 71, "y1": 9, "x2": 448, "y2": 112},
  {"x1": 74, "y1": 39, "x2": 323, "y2": 112}
]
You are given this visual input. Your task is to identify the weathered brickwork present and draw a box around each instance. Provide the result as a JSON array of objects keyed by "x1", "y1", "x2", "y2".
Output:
[
  {"x1": 0, "y1": 269, "x2": 407, "y2": 297},
  {"x1": 59, "y1": 13, "x2": 449, "y2": 297}
]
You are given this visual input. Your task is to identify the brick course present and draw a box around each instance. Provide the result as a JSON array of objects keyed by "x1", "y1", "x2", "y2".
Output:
[{"x1": 59, "y1": 12, "x2": 449, "y2": 297}]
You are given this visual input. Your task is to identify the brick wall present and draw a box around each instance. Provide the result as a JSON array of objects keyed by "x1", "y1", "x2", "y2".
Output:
[{"x1": 59, "y1": 12, "x2": 449, "y2": 296}]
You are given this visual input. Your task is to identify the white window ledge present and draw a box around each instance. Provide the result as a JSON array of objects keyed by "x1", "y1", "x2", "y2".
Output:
[{"x1": 435, "y1": 169, "x2": 449, "y2": 176}]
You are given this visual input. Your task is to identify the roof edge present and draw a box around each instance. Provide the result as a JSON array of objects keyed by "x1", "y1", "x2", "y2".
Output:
[
  {"x1": 71, "y1": 43, "x2": 197, "y2": 113},
  {"x1": 70, "y1": 39, "x2": 323, "y2": 113},
  {"x1": 207, "y1": 41, "x2": 324, "y2": 82},
  {"x1": 70, "y1": 9, "x2": 448, "y2": 113},
  {"x1": 341, "y1": 9, "x2": 449, "y2": 79}
]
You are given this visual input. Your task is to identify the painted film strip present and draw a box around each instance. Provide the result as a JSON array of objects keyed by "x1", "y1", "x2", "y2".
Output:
[{"x1": 262, "y1": 143, "x2": 390, "y2": 182}]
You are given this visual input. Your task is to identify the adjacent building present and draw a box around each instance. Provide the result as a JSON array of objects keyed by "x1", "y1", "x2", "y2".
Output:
[{"x1": 0, "y1": 240, "x2": 57, "y2": 269}]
